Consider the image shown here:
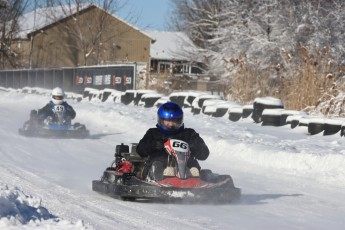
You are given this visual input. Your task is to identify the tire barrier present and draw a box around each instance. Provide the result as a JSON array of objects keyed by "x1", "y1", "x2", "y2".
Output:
[
  {"x1": 169, "y1": 92, "x2": 188, "y2": 108},
  {"x1": 280, "y1": 110, "x2": 307, "y2": 126},
  {"x1": 138, "y1": 93, "x2": 164, "y2": 107},
  {"x1": 17, "y1": 87, "x2": 345, "y2": 139},
  {"x1": 298, "y1": 116, "x2": 310, "y2": 128},
  {"x1": 323, "y1": 118, "x2": 345, "y2": 136},
  {"x1": 251, "y1": 97, "x2": 284, "y2": 123},
  {"x1": 193, "y1": 108, "x2": 202, "y2": 115},
  {"x1": 307, "y1": 117, "x2": 325, "y2": 135},
  {"x1": 341, "y1": 123, "x2": 345, "y2": 137},
  {"x1": 212, "y1": 108, "x2": 228, "y2": 117},
  {"x1": 205, "y1": 102, "x2": 240, "y2": 118},
  {"x1": 288, "y1": 115, "x2": 306, "y2": 129},
  {"x1": 106, "y1": 89, "x2": 345, "y2": 137},
  {"x1": 192, "y1": 94, "x2": 223, "y2": 115},
  {"x1": 154, "y1": 97, "x2": 169, "y2": 108},
  {"x1": 183, "y1": 92, "x2": 206, "y2": 108},
  {"x1": 121, "y1": 90, "x2": 136, "y2": 105},
  {"x1": 83, "y1": 87, "x2": 100, "y2": 101},
  {"x1": 261, "y1": 109, "x2": 285, "y2": 126},
  {"x1": 228, "y1": 107, "x2": 243, "y2": 122},
  {"x1": 201, "y1": 99, "x2": 225, "y2": 115},
  {"x1": 242, "y1": 105, "x2": 253, "y2": 118},
  {"x1": 100, "y1": 88, "x2": 123, "y2": 103},
  {"x1": 133, "y1": 90, "x2": 158, "y2": 106}
]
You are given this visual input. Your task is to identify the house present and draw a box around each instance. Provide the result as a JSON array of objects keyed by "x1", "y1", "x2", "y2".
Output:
[
  {"x1": 11, "y1": 4, "x2": 201, "y2": 76},
  {"x1": 145, "y1": 31, "x2": 203, "y2": 75},
  {"x1": 14, "y1": 4, "x2": 152, "y2": 70},
  {"x1": 1, "y1": 4, "x2": 211, "y2": 92}
]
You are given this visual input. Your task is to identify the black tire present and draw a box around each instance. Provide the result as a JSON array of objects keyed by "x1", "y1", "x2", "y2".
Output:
[
  {"x1": 212, "y1": 108, "x2": 228, "y2": 117},
  {"x1": 262, "y1": 114, "x2": 282, "y2": 126},
  {"x1": 251, "y1": 100, "x2": 283, "y2": 123},
  {"x1": 308, "y1": 123, "x2": 324, "y2": 135},
  {"x1": 200, "y1": 169, "x2": 213, "y2": 181},
  {"x1": 290, "y1": 120, "x2": 299, "y2": 129},
  {"x1": 193, "y1": 108, "x2": 201, "y2": 115},
  {"x1": 323, "y1": 124, "x2": 341, "y2": 136},
  {"x1": 229, "y1": 112, "x2": 242, "y2": 122},
  {"x1": 341, "y1": 126, "x2": 345, "y2": 137},
  {"x1": 242, "y1": 108, "x2": 253, "y2": 118},
  {"x1": 121, "y1": 197, "x2": 136, "y2": 201},
  {"x1": 280, "y1": 114, "x2": 289, "y2": 126}
]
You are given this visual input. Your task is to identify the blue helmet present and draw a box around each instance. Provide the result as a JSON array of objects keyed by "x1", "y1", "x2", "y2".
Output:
[{"x1": 157, "y1": 102, "x2": 184, "y2": 135}]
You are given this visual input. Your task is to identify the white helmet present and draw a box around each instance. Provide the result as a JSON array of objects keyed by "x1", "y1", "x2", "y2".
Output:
[{"x1": 51, "y1": 87, "x2": 64, "y2": 105}]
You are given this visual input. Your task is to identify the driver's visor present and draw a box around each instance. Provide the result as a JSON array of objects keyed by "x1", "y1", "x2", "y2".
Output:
[
  {"x1": 161, "y1": 118, "x2": 183, "y2": 129},
  {"x1": 52, "y1": 95, "x2": 63, "y2": 100}
]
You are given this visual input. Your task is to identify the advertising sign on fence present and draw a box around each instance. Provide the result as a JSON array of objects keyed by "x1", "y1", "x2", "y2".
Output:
[{"x1": 0, "y1": 64, "x2": 136, "y2": 93}]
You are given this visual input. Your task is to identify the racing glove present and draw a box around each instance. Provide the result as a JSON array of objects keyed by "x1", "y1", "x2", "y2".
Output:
[
  {"x1": 63, "y1": 116, "x2": 72, "y2": 124},
  {"x1": 44, "y1": 116, "x2": 53, "y2": 125}
]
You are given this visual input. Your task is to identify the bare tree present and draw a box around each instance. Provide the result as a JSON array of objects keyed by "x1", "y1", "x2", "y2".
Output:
[
  {"x1": 169, "y1": 0, "x2": 345, "y2": 79},
  {"x1": 0, "y1": 0, "x2": 30, "y2": 69},
  {"x1": 0, "y1": 0, "x2": 8, "y2": 8},
  {"x1": 169, "y1": 0, "x2": 227, "y2": 77},
  {"x1": 29, "y1": 0, "x2": 133, "y2": 66},
  {"x1": 170, "y1": 0, "x2": 223, "y2": 50}
]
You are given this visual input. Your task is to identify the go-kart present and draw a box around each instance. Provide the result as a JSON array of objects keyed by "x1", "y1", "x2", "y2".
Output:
[
  {"x1": 92, "y1": 139, "x2": 241, "y2": 203},
  {"x1": 18, "y1": 106, "x2": 89, "y2": 139}
]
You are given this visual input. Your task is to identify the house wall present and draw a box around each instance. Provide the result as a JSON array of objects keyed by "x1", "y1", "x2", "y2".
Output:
[
  {"x1": 10, "y1": 39, "x2": 30, "y2": 67},
  {"x1": 28, "y1": 6, "x2": 151, "y2": 69}
]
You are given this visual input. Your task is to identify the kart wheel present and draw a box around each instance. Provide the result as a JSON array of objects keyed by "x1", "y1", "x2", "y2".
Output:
[
  {"x1": 200, "y1": 169, "x2": 213, "y2": 181},
  {"x1": 121, "y1": 197, "x2": 136, "y2": 201}
]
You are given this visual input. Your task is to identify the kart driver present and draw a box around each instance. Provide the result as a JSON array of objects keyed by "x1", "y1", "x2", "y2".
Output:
[
  {"x1": 136, "y1": 102, "x2": 209, "y2": 181},
  {"x1": 36, "y1": 87, "x2": 76, "y2": 124}
]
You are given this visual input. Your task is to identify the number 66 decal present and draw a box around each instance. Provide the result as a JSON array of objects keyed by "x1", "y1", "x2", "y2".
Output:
[
  {"x1": 169, "y1": 139, "x2": 190, "y2": 152},
  {"x1": 172, "y1": 140, "x2": 188, "y2": 149}
]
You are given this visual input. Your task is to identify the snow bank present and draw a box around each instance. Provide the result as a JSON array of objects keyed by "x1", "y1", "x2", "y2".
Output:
[{"x1": 0, "y1": 183, "x2": 89, "y2": 229}]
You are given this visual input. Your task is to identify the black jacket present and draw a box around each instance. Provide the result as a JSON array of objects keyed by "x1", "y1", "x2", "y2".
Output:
[
  {"x1": 136, "y1": 127, "x2": 209, "y2": 163},
  {"x1": 38, "y1": 101, "x2": 76, "y2": 121}
]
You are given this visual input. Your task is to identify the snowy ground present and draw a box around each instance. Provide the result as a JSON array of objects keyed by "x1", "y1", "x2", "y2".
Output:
[{"x1": 0, "y1": 88, "x2": 345, "y2": 229}]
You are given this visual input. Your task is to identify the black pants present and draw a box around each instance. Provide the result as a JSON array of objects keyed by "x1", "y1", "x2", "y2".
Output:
[{"x1": 142, "y1": 154, "x2": 201, "y2": 179}]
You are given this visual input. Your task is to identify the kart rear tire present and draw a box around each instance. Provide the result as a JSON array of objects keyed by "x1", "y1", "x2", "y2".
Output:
[{"x1": 121, "y1": 196, "x2": 136, "y2": 201}]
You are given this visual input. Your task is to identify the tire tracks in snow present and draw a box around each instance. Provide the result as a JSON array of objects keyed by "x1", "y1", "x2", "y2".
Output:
[{"x1": 0, "y1": 163, "x2": 216, "y2": 229}]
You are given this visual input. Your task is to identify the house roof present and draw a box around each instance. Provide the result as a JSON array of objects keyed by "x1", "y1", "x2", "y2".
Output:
[
  {"x1": 145, "y1": 30, "x2": 196, "y2": 61},
  {"x1": 17, "y1": 5, "x2": 196, "y2": 62},
  {"x1": 18, "y1": 4, "x2": 153, "y2": 40},
  {"x1": 18, "y1": 4, "x2": 85, "y2": 39}
]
